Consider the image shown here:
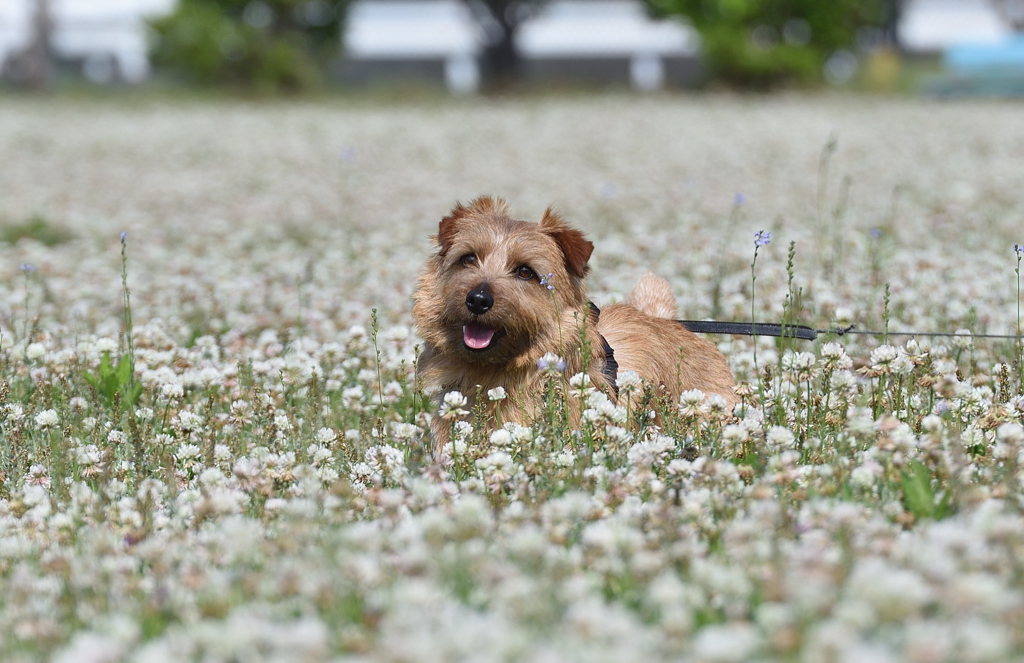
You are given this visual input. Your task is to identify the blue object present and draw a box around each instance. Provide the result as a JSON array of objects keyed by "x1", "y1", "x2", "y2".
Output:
[{"x1": 945, "y1": 34, "x2": 1024, "y2": 72}]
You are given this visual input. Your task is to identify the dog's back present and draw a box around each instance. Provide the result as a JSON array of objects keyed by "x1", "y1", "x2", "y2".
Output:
[{"x1": 598, "y1": 274, "x2": 737, "y2": 406}]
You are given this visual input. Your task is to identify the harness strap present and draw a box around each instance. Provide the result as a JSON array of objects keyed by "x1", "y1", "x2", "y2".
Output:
[{"x1": 588, "y1": 302, "x2": 619, "y2": 397}]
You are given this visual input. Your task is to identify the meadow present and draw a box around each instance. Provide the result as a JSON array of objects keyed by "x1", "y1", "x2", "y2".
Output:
[{"x1": 0, "y1": 92, "x2": 1023, "y2": 662}]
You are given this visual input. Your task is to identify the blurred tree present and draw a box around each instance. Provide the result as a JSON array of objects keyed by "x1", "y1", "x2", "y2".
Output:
[
  {"x1": 149, "y1": 0, "x2": 348, "y2": 91},
  {"x1": 642, "y1": 0, "x2": 891, "y2": 88},
  {"x1": 469, "y1": 0, "x2": 548, "y2": 87},
  {"x1": 3, "y1": 0, "x2": 53, "y2": 89}
]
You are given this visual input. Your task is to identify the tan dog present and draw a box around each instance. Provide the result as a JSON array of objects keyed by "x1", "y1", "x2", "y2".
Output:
[{"x1": 412, "y1": 196, "x2": 736, "y2": 451}]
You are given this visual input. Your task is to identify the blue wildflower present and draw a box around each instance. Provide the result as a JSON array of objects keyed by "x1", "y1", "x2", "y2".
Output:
[{"x1": 753, "y1": 230, "x2": 771, "y2": 247}]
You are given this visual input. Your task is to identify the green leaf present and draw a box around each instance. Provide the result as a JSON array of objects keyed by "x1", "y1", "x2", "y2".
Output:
[{"x1": 901, "y1": 460, "x2": 946, "y2": 520}]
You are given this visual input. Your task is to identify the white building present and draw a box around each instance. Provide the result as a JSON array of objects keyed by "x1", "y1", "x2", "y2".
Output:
[
  {"x1": 341, "y1": 0, "x2": 486, "y2": 93},
  {"x1": 0, "y1": 0, "x2": 174, "y2": 83},
  {"x1": 899, "y1": 0, "x2": 1013, "y2": 54},
  {"x1": 515, "y1": 0, "x2": 700, "y2": 90}
]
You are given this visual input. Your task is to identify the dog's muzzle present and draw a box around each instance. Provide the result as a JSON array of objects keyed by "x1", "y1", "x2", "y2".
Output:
[{"x1": 466, "y1": 286, "x2": 494, "y2": 315}]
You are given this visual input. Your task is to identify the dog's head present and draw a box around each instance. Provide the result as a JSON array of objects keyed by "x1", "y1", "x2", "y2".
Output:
[{"x1": 413, "y1": 196, "x2": 594, "y2": 364}]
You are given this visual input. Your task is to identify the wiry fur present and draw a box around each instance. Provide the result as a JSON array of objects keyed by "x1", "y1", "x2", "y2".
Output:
[{"x1": 413, "y1": 196, "x2": 737, "y2": 453}]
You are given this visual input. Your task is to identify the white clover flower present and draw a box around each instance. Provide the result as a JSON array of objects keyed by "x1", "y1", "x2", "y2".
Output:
[
  {"x1": 569, "y1": 372, "x2": 592, "y2": 390},
  {"x1": 489, "y1": 429, "x2": 513, "y2": 447},
  {"x1": 487, "y1": 386, "x2": 507, "y2": 401},
  {"x1": 35, "y1": 409, "x2": 59, "y2": 429},
  {"x1": 605, "y1": 425, "x2": 632, "y2": 444},
  {"x1": 721, "y1": 424, "x2": 748, "y2": 455},
  {"x1": 920, "y1": 414, "x2": 944, "y2": 434},
  {"x1": 586, "y1": 390, "x2": 611, "y2": 410},
  {"x1": 850, "y1": 461, "x2": 881, "y2": 488},
  {"x1": 365, "y1": 444, "x2": 405, "y2": 478},
  {"x1": 537, "y1": 352, "x2": 566, "y2": 371},
  {"x1": 25, "y1": 342, "x2": 45, "y2": 361},
  {"x1": 6, "y1": 403, "x2": 24, "y2": 422},
  {"x1": 107, "y1": 430, "x2": 128, "y2": 445},
  {"x1": 551, "y1": 448, "x2": 576, "y2": 467},
  {"x1": 692, "y1": 623, "x2": 761, "y2": 663},
  {"x1": 507, "y1": 423, "x2": 534, "y2": 444},
  {"x1": 176, "y1": 410, "x2": 203, "y2": 432},
  {"x1": 782, "y1": 350, "x2": 816, "y2": 374},
  {"x1": 161, "y1": 382, "x2": 184, "y2": 399},
  {"x1": 705, "y1": 394, "x2": 729, "y2": 415},
  {"x1": 453, "y1": 420, "x2": 473, "y2": 440},
  {"x1": 869, "y1": 344, "x2": 899, "y2": 371},
  {"x1": 24, "y1": 464, "x2": 49, "y2": 487},
  {"x1": 380, "y1": 381, "x2": 403, "y2": 401},
  {"x1": 834, "y1": 307, "x2": 855, "y2": 327},
  {"x1": 822, "y1": 344, "x2": 853, "y2": 371},
  {"x1": 176, "y1": 444, "x2": 202, "y2": 463},
  {"x1": 439, "y1": 390, "x2": 469, "y2": 419},
  {"x1": 315, "y1": 427, "x2": 337, "y2": 445},
  {"x1": 765, "y1": 426, "x2": 796, "y2": 450},
  {"x1": 391, "y1": 422, "x2": 421, "y2": 440},
  {"x1": 952, "y1": 328, "x2": 973, "y2": 350},
  {"x1": 475, "y1": 450, "x2": 514, "y2": 474},
  {"x1": 616, "y1": 370, "x2": 641, "y2": 394},
  {"x1": 997, "y1": 422, "x2": 1024, "y2": 445},
  {"x1": 214, "y1": 444, "x2": 232, "y2": 463},
  {"x1": 679, "y1": 389, "x2": 706, "y2": 417}
]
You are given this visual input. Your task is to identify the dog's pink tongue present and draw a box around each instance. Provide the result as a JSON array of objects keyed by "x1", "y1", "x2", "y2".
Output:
[{"x1": 464, "y1": 323, "x2": 495, "y2": 350}]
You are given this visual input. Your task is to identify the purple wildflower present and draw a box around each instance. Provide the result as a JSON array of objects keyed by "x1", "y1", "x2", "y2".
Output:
[{"x1": 753, "y1": 230, "x2": 771, "y2": 248}]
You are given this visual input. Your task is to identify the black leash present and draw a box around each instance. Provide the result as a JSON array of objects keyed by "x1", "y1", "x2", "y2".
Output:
[{"x1": 679, "y1": 321, "x2": 1024, "y2": 342}]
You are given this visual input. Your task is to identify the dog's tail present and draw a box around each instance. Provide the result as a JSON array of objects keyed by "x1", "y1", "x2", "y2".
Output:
[{"x1": 628, "y1": 272, "x2": 677, "y2": 319}]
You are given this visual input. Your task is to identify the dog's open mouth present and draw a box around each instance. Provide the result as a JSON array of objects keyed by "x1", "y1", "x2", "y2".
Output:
[{"x1": 463, "y1": 322, "x2": 499, "y2": 350}]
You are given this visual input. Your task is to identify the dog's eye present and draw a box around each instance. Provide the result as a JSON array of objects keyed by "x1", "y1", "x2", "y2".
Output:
[
  {"x1": 516, "y1": 265, "x2": 536, "y2": 281},
  {"x1": 460, "y1": 254, "x2": 477, "y2": 267}
]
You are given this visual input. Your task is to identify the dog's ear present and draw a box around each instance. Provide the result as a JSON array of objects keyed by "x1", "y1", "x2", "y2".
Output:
[
  {"x1": 540, "y1": 207, "x2": 593, "y2": 278},
  {"x1": 436, "y1": 202, "x2": 469, "y2": 256}
]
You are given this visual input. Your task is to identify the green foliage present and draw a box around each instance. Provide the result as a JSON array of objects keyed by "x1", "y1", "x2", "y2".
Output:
[
  {"x1": 901, "y1": 459, "x2": 952, "y2": 521},
  {"x1": 643, "y1": 0, "x2": 888, "y2": 88},
  {"x1": 0, "y1": 214, "x2": 73, "y2": 246},
  {"x1": 149, "y1": 0, "x2": 348, "y2": 91},
  {"x1": 84, "y1": 352, "x2": 143, "y2": 409}
]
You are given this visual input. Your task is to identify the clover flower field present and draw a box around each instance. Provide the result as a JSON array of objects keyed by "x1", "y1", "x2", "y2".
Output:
[{"x1": 0, "y1": 93, "x2": 1023, "y2": 662}]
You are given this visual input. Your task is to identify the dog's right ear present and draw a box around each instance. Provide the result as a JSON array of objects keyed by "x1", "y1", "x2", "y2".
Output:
[
  {"x1": 436, "y1": 202, "x2": 469, "y2": 256},
  {"x1": 540, "y1": 207, "x2": 593, "y2": 279}
]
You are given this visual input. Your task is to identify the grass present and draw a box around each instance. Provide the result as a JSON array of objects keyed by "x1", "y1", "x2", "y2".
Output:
[{"x1": 0, "y1": 93, "x2": 1022, "y2": 661}]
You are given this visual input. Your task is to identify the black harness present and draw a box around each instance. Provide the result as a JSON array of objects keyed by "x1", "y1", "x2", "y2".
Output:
[{"x1": 588, "y1": 303, "x2": 619, "y2": 397}]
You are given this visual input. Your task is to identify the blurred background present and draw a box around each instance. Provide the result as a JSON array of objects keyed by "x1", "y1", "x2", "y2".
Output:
[{"x1": 1, "y1": 0, "x2": 1024, "y2": 95}]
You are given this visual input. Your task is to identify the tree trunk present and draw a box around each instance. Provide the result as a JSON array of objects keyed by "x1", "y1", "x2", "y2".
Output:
[{"x1": 9, "y1": 0, "x2": 53, "y2": 89}]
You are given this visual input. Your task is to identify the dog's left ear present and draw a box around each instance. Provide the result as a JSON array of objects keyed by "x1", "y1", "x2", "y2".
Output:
[{"x1": 540, "y1": 207, "x2": 593, "y2": 278}]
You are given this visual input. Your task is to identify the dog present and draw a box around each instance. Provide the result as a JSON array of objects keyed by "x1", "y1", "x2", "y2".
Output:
[{"x1": 412, "y1": 196, "x2": 737, "y2": 452}]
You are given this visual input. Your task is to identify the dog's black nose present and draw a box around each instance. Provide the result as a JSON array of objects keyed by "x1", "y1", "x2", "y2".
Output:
[{"x1": 466, "y1": 287, "x2": 494, "y2": 315}]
